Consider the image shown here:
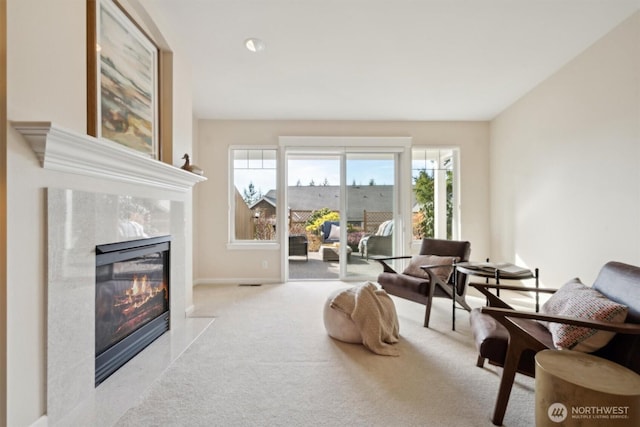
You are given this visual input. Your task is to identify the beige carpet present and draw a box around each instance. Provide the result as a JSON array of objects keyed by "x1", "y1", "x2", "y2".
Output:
[{"x1": 115, "y1": 282, "x2": 535, "y2": 426}]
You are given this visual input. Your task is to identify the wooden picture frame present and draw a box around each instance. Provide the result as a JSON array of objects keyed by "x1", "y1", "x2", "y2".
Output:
[{"x1": 87, "y1": 0, "x2": 159, "y2": 159}]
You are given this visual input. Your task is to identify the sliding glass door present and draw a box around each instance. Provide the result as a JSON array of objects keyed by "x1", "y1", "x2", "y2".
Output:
[
  {"x1": 286, "y1": 149, "x2": 397, "y2": 281},
  {"x1": 287, "y1": 154, "x2": 341, "y2": 280},
  {"x1": 345, "y1": 153, "x2": 396, "y2": 279}
]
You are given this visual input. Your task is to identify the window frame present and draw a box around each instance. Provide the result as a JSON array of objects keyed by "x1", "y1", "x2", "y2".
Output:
[
  {"x1": 410, "y1": 147, "x2": 460, "y2": 242},
  {"x1": 228, "y1": 146, "x2": 280, "y2": 249}
]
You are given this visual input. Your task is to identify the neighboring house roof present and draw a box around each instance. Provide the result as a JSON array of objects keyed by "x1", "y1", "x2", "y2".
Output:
[
  {"x1": 249, "y1": 194, "x2": 276, "y2": 210},
  {"x1": 256, "y1": 185, "x2": 394, "y2": 221}
]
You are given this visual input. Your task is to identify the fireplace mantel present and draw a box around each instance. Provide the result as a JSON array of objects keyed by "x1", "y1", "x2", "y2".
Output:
[{"x1": 13, "y1": 121, "x2": 206, "y2": 192}]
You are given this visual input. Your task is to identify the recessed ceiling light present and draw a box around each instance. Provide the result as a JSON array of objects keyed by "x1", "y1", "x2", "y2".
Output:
[{"x1": 245, "y1": 38, "x2": 265, "y2": 53}]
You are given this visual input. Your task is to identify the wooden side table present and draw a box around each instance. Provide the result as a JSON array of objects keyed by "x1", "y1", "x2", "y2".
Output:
[{"x1": 535, "y1": 350, "x2": 640, "y2": 426}]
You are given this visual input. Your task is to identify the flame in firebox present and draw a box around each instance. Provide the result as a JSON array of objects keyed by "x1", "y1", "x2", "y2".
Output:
[
  {"x1": 124, "y1": 275, "x2": 161, "y2": 308},
  {"x1": 131, "y1": 275, "x2": 140, "y2": 295},
  {"x1": 111, "y1": 274, "x2": 168, "y2": 324},
  {"x1": 100, "y1": 272, "x2": 168, "y2": 358}
]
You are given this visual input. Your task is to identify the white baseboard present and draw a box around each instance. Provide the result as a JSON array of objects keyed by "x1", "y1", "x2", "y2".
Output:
[
  {"x1": 30, "y1": 415, "x2": 48, "y2": 427},
  {"x1": 184, "y1": 304, "x2": 195, "y2": 316},
  {"x1": 194, "y1": 278, "x2": 282, "y2": 286}
]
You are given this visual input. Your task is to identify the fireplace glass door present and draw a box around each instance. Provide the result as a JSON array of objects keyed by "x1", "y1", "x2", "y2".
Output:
[{"x1": 95, "y1": 236, "x2": 170, "y2": 385}]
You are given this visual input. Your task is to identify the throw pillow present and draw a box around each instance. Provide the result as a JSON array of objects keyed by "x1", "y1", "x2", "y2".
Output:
[
  {"x1": 381, "y1": 220, "x2": 394, "y2": 236},
  {"x1": 328, "y1": 224, "x2": 340, "y2": 240},
  {"x1": 402, "y1": 255, "x2": 458, "y2": 282},
  {"x1": 375, "y1": 221, "x2": 388, "y2": 236},
  {"x1": 540, "y1": 278, "x2": 628, "y2": 352}
]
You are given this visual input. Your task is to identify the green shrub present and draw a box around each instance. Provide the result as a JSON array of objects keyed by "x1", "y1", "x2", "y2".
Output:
[{"x1": 305, "y1": 210, "x2": 339, "y2": 234}]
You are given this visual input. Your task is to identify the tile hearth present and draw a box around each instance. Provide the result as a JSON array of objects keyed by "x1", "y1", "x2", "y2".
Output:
[{"x1": 62, "y1": 316, "x2": 213, "y2": 427}]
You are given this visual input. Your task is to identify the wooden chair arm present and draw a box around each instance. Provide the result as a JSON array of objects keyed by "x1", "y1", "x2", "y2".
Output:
[
  {"x1": 481, "y1": 307, "x2": 640, "y2": 334},
  {"x1": 373, "y1": 255, "x2": 412, "y2": 262},
  {"x1": 470, "y1": 282, "x2": 558, "y2": 310},
  {"x1": 469, "y1": 283, "x2": 513, "y2": 309},
  {"x1": 373, "y1": 256, "x2": 410, "y2": 273},
  {"x1": 470, "y1": 282, "x2": 558, "y2": 293}
]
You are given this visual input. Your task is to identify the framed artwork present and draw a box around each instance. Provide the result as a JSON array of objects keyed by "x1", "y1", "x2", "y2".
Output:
[{"x1": 88, "y1": 0, "x2": 159, "y2": 159}]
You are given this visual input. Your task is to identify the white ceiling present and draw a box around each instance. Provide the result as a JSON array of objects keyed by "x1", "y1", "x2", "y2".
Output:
[{"x1": 141, "y1": 0, "x2": 639, "y2": 121}]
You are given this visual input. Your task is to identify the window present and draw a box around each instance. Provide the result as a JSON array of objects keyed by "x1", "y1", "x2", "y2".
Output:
[
  {"x1": 411, "y1": 148, "x2": 458, "y2": 240},
  {"x1": 231, "y1": 148, "x2": 277, "y2": 242}
]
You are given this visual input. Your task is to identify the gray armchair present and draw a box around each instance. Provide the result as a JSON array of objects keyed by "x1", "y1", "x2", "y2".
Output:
[{"x1": 359, "y1": 220, "x2": 393, "y2": 259}]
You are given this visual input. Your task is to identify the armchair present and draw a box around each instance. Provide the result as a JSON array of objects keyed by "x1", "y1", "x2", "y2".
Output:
[
  {"x1": 469, "y1": 261, "x2": 640, "y2": 426},
  {"x1": 375, "y1": 238, "x2": 472, "y2": 329}
]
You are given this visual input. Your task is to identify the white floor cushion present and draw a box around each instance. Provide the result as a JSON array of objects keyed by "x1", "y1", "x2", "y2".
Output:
[{"x1": 323, "y1": 288, "x2": 362, "y2": 343}]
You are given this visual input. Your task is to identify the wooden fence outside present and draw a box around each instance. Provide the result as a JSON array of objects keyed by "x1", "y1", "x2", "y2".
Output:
[
  {"x1": 362, "y1": 210, "x2": 393, "y2": 234},
  {"x1": 234, "y1": 189, "x2": 255, "y2": 239},
  {"x1": 288, "y1": 209, "x2": 392, "y2": 235}
]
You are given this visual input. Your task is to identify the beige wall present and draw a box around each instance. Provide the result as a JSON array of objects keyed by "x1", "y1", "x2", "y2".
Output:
[
  {"x1": 194, "y1": 120, "x2": 491, "y2": 283},
  {"x1": 7, "y1": 2, "x2": 85, "y2": 423},
  {"x1": 0, "y1": 0, "x2": 6, "y2": 424},
  {"x1": 6, "y1": 1, "x2": 636, "y2": 423},
  {"x1": 490, "y1": 12, "x2": 640, "y2": 287},
  {"x1": 6, "y1": 0, "x2": 194, "y2": 424}
]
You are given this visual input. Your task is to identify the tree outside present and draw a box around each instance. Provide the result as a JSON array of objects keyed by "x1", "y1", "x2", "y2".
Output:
[
  {"x1": 242, "y1": 182, "x2": 262, "y2": 205},
  {"x1": 413, "y1": 168, "x2": 453, "y2": 240},
  {"x1": 413, "y1": 170, "x2": 434, "y2": 239},
  {"x1": 305, "y1": 208, "x2": 339, "y2": 235}
]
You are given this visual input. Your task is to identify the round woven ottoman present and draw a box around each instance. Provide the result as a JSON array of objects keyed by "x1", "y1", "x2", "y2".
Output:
[{"x1": 323, "y1": 288, "x2": 361, "y2": 343}]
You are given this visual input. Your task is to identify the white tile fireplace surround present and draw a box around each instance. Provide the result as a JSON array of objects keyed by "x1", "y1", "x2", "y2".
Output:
[
  {"x1": 13, "y1": 123, "x2": 208, "y2": 426},
  {"x1": 47, "y1": 189, "x2": 184, "y2": 424}
]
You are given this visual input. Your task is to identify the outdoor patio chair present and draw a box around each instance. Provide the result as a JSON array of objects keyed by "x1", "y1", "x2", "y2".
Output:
[
  {"x1": 359, "y1": 220, "x2": 393, "y2": 259},
  {"x1": 288, "y1": 234, "x2": 308, "y2": 260}
]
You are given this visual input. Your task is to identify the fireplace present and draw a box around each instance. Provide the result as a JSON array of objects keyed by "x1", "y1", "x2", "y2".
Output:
[{"x1": 95, "y1": 235, "x2": 171, "y2": 385}]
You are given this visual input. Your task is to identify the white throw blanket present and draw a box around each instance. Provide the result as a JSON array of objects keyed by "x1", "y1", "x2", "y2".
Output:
[{"x1": 330, "y1": 282, "x2": 400, "y2": 356}]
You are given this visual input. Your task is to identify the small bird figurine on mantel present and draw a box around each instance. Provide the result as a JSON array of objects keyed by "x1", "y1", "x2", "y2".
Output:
[{"x1": 181, "y1": 153, "x2": 204, "y2": 176}]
